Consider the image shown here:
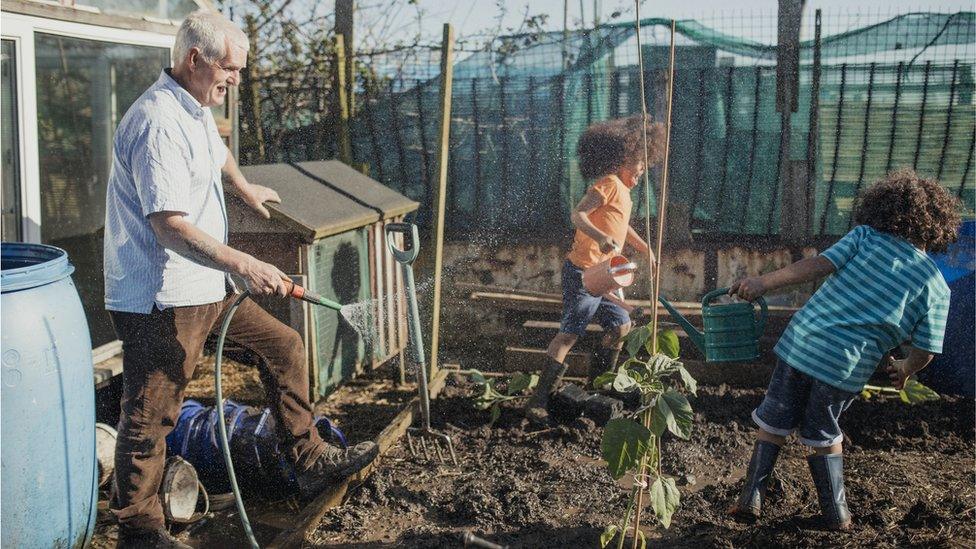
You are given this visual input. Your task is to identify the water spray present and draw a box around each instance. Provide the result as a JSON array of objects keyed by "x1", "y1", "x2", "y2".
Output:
[{"x1": 214, "y1": 279, "x2": 352, "y2": 549}]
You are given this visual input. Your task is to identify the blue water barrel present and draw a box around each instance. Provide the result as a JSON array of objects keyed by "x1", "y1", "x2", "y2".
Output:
[
  {"x1": 1, "y1": 243, "x2": 98, "y2": 548},
  {"x1": 920, "y1": 221, "x2": 976, "y2": 397}
]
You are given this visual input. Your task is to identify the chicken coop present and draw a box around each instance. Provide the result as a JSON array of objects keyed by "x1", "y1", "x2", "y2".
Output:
[{"x1": 229, "y1": 160, "x2": 418, "y2": 399}]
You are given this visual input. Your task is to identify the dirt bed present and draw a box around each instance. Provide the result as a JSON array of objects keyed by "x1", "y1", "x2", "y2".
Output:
[{"x1": 307, "y1": 375, "x2": 975, "y2": 548}]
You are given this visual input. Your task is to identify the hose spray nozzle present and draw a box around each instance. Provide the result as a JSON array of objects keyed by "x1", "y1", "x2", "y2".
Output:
[{"x1": 284, "y1": 279, "x2": 343, "y2": 311}]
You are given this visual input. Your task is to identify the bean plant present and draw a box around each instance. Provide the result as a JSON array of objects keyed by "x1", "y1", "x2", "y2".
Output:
[
  {"x1": 861, "y1": 378, "x2": 940, "y2": 404},
  {"x1": 467, "y1": 370, "x2": 539, "y2": 425},
  {"x1": 596, "y1": 326, "x2": 697, "y2": 549}
]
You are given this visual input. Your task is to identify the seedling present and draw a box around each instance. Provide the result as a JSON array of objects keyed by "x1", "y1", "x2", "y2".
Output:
[
  {"x1": 595, "y1": 327, "x2": 696, "y2": 549},
  {"x1": 466, "y1": 370, "x2": 539, "y2": 425},
  {"x1": 861, "y1": 378, "x2": 940, "y2": 404}
]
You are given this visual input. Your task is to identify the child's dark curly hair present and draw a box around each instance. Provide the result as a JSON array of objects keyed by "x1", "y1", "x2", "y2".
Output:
[
  {"x1": 577, "y1": 115, "x2": 666, "y2": 180},
  {"x1": 853, "y1": 169, "x2": 961, "y2": 253}
]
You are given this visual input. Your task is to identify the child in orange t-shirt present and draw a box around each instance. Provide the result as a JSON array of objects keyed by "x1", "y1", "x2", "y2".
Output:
[{"x1": 525, "y1": 116, "x2": 665, "y2": 424}]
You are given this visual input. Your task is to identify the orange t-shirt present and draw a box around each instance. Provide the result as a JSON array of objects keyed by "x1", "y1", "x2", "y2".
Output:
[{"x1": 566, "y1": 174, "x2": 633, "y2": 269}]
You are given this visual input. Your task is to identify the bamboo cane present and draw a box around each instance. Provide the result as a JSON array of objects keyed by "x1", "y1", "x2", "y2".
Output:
[{"x1": 630, "y1": 11, "x2": 676, "y2": 547}]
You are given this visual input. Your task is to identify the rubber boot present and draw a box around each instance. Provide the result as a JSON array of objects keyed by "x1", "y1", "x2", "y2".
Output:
[
  {"x1": 807, "y1": 453, "x2": 853, "y2": 530},
  {"x1": 728, "y1": 440, "x2": 781, "y2": 520},
  {"x1": 524, "y1": 357, "x2": 567, "y2": 425},
  {"x1": 589, "y1": 346, "x2": 621, "y2": 383}
]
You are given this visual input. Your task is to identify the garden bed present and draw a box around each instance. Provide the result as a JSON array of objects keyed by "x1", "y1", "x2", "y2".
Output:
[{"x1": 305, "y1": 372, "x2": 975, "y2": 548}]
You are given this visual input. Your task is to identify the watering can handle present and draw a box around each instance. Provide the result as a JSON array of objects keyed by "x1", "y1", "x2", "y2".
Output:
[
  {"x1": 385, "y1": 222, "x2": 420, "y2": 264},
  {"x1": 704, "y1": 287, "x2": 768, "y2": 336}
]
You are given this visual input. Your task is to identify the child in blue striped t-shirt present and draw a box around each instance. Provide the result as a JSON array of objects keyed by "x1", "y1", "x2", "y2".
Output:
[{"x1": 726, "y1": 169, "x2": 960, "y2": 531}]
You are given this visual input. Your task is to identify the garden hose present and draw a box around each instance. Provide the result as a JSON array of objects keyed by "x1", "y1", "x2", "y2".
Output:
[{"x1": 214, "y1": 283, "x2": 342, "y2": 549}]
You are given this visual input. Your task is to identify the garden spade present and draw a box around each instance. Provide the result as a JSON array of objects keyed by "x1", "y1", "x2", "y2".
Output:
[{"x1": 384, "y1": 222, "x2": 459, "y2": 466}]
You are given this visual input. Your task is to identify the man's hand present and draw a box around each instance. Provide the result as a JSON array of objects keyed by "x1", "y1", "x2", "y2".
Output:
[
  {"x1": 237, "y1": 256, "x2": 289, "y2": 297},
  {"x1": 240, "y1": 184, "x2": 281, "y2": 219},
  {"x1": 597, "y1": 236, "x2": 620, "y2": 255},
  {"x1": 729, "y1": 276, "x2": 767, "y2": 301}
]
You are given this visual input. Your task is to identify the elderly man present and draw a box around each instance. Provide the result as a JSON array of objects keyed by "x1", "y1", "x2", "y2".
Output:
[{"x1": 104, "y1": 10, "x2": 377, "y2": 548}]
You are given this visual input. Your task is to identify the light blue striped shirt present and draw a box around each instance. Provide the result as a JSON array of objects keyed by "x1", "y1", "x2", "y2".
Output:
[
  {"x1": 104, "y1": 70, "x2": 230, "y2": 313},
  {"x1": 775, "y1": 225, "x2": 950, "y2": 392}
]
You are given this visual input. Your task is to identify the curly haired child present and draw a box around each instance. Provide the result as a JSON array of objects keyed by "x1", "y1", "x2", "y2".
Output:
[
  {"x1": 524, "y1": 115, "x2": 665, "y2": 424},
  {"x1": 727, "y1": 169, "x2": 961, "y2": 529}
]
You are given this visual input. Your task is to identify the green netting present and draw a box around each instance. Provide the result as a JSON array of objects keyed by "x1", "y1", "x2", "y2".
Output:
[{"x1": 274, "y1": 11, "x2": 976, "y2": 239}]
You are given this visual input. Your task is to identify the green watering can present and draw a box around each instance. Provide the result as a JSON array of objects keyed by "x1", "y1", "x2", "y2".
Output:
[{"x1": 657, "y1": 288, "x2": 768, "y2": 363}]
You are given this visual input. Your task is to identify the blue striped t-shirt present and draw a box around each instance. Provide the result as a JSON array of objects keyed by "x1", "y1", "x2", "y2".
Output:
[{"x1": 775, "y1": 225, "x2": 950, "y2": 392}]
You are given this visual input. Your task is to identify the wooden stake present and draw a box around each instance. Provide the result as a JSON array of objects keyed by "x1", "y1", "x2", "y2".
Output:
[
  {"x1": 335, "y1": 0, "x2": 355, "y2": 117},
  {"x1": 334, "y1": 35, "x2": 353, "y2": 165},
  {"x1": 631, "y1": 12, "x2": 677, "y2": 547},
  {"x1": 428, "y1": 23, "x2": 455, "y2": 379}
]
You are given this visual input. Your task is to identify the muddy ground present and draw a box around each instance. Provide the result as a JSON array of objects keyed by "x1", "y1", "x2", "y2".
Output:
[{"x1": 306, "y1": 373, "x2": 975, "y2": 548}]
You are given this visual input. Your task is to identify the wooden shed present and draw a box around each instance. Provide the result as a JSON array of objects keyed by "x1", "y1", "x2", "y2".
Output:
[{"x1": 228, "y1": 160, "x2": 418, "y2": 399}]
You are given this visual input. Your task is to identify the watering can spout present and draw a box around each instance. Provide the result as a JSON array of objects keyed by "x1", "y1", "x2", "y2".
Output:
[{"x1": 657, "y1": 294, "x2": 706, "y2": 354}]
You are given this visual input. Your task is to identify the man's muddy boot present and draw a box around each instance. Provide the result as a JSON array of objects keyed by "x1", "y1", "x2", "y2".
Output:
[
  {"x1": 808, "y1": 453, "x2": 853, "y2": 530},
  {"x1": 117, "y1": 526, "x2": 192, "y2": 549},
  {"x1": 295, "y1": 441, "x2": 379, "y2": 497},
  {"x1": 524, "y1": 357, "x2": 567, "y2": 425},
  {"x1": 589, "y1": 346, "x2": 621, "y2": 383},
  {"x1": 728, "y1": 440, "x2": 781, "y2": 520}
]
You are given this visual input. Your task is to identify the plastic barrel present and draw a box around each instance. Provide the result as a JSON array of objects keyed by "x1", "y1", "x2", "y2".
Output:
[
  {"x1": 918, "y1": 272, "x2": 975, "y2": 397},
  {"x1": 166, "y1": 399, "x2": 347, "y2": 498},
  {"x1": 1, "y1": 243, "x2": 98, "y2": 548}
]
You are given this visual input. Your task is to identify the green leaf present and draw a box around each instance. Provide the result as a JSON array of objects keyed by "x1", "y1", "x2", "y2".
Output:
[
  {"x1": 601, "y1": 418, "x2": 652, "y2": 479},
  {"x1": 676, "y1": 364, "x2": 698, "y2": 396},
  {"x1": 467, "y1": 369, "x2": 487, "y2": 385},
  {"x1": 507, "y1": 372, "x2": 538, "y2": 395},
  {"x1": 649, "y1": 476, "x2": 681, "y2": 528},
  {"x1": 636, "y1": 529, "x2": 647, "y2": 549},
  {"x1": 899, "y1": 379, "x2": 940, "y2": 404},
  {"x1": 655, "y1": 390, "x2": 693, "y2": 439},
  {"x1": 646, "y1": 353, "x2": 677, "y2": 375},
  {"x1": 489, "y1": 404, "x2": 501, "y2": 425},
  {"x1": 655, "y1": 329, "x2": 681, "y2": 359},
  {"x1": 599, "y1": 524, "x2": 619, "y2": 548},
  {"x1": 612, "y1": 370, "x2": 638, "y2": 393},
  {"x1": 592, "y1": 372, "x2": 616, "y2": 390},
  {"x1": 625, "y1": 325, "x2": 652, "y2": 357},
  {"x1": 649, "y1": 401, "x2": 666, "y2": 437}
]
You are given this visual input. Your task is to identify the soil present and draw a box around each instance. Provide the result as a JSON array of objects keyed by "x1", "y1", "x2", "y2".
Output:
[{"x1": 305, "y1": 374, "x2": 975, "y2": 549}]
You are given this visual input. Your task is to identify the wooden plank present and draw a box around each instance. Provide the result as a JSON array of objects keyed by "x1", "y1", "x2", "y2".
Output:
[
  {"x1": 523, "y1": 320, "x2": 604, "y2": 333},
  {"x1": 94, "y1": 355, "x2": 123, "y2": 389},
  {"x1": 522, "y1": 319, "x2": 681, "y2": 334},
  {"x1": 1, "y1": 0, "x2": 181, "y2": 34},
  {"x1": 428, "y1": 23, "x2": 455, "y2": 380},
  {"x1": 466, "y1": 286, "x2": 798, "y2": 317},
  {"x1": 267, "y1": 367, "x2": 451, "y2": 549},
  {"x1": 504, "y1": 347, "x2": 590, "y2": 378}
]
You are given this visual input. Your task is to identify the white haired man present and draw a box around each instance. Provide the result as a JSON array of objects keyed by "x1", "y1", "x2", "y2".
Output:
[{"x1": 104, "y1": 10, "x2": 376, "y2": 548}]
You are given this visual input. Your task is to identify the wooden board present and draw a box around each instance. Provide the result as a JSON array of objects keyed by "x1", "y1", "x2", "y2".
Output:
[{"x1": 266, "y1": 367, "x2": 451, "y2": 549}]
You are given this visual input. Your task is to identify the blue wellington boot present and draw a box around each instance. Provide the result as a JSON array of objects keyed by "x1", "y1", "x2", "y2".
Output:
[
  {"x1": 807, "y1": 453, "x2": 853, "y2": 530},
  {"x1": 728, "y1": 440, "x2": 781, "y2": 520}
]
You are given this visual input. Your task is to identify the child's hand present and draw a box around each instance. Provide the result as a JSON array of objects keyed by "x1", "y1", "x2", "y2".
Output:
[
  {"x1": 598, "y1": 236, "x2": 620, "y2": 254},
  {"x1": 885, "y1": 357, "x2": 913, "y2": 390},
  {"x1": 729, "y1": 277, "x2": 766, "y2": 301}
]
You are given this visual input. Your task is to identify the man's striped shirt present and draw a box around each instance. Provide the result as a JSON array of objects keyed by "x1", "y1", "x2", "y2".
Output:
[{"x1": 775, "y1": 225, "x2": 950, "y2": 392}]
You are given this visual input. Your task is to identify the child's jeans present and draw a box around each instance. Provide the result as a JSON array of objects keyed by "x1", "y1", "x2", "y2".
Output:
[
  {"x1": 559, "y1": 260, "x2": 630, "y2": 336},
  {"x1": 752, "y1": 360, "x2": 859, "y2": 447}
]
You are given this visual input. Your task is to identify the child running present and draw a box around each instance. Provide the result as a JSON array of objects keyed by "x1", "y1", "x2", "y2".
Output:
[
  {"x1": 524, "y1": 116, "x2": 665, "y2": 424},
  {"x1": 727, "y1": 169, "x2": 960, "y2": 529}
]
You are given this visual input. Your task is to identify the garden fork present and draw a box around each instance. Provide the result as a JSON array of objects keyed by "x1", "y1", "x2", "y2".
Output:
[{"x1": 385, "y1": 223, "x2": 459, "y2": 467}]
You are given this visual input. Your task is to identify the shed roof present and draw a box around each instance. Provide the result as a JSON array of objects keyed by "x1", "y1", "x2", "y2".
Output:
[{"x1": 232, "y1": 160, "x2": 418, "y2": 242}]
